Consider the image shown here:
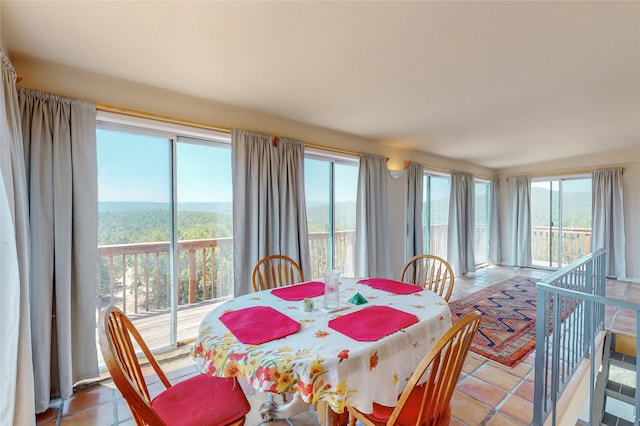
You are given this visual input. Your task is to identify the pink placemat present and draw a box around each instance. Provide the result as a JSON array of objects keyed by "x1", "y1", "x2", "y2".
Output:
[
  {"x1": 328, "y1": 306, "x2": 419, "y2": 341},
  {"x1": 219, "y1": 306, "x2": 300, "y2": 345},
  {"x1": 271, "y1": 281, "x2": 325, "y2": 301},
  {"x1": 359, "y1": 278, "x2": 423, "y2": 294}
]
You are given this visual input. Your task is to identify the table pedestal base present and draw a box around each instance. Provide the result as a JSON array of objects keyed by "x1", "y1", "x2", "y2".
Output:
[{"x1": 259, "y1": 392, "x2": 310, "y2": 422}]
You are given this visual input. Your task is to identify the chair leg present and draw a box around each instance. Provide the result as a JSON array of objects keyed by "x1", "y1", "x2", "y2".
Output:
[{"x1": 348, "y1": 410, "x2": 357, "y2": 426}]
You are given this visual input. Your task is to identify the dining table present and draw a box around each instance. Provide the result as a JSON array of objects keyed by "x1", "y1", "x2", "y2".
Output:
[{"x1": 193, "y1": 277, "x2": 453, "y2": 425}]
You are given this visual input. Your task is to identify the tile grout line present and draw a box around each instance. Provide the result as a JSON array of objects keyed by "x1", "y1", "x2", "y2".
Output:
[
  {"x1": 454, "y1": 355, "x2": 533, "y2": 426},
  {"x1": 112, "y1": 397, "x2": 119, "y2": 426},
  {"x1": 56, "y1": 401, "x2": 62, "y2": 426},
  {"x1": 480, "y1": 367, "x2": 533, "y2": 425}
]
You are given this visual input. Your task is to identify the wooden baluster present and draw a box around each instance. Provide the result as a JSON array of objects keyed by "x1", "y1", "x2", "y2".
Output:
[
  {"x1": 222, "y1": 246, "x2": 227, "y2": 298},
  {"x1": 133, "y1": 253, "x2": 138, "y2": 314},
  {"x1": 145, "y1": 254, "x2": 150, "y2": 311},
  {"x1": 216, "y1": 246, "x2": 220, "y2": 297},
  {"x1": 227, "y1": 247, "x2": 233, "y2": 297},
  {"x1": 108, "y1": 256, "x2": 114, "y2": 307},
  {"x1": 211, "y1": 246, "x2": 220, "y2": 299},
  {"x1": 202, "y1": 248, "x2": 207, "y2": 300},
  {"x1": 211, "y1": 246, "x2": 217, "y2": 298},
  {"x1": 96, "y1": 256, "x2": 101, "y2": 309},
  {"x1": 585, "y1": 234, "x2": 591, "y2": 257},
  {"x1": 188, "y1": 249, "x2": 196, "y2": 303},
  {"x1": 155, "y1": 252, "x2": 160, "y2": 310},
  {"x1": 166, "y1": 252, "x2": 170, "y2": 308},
  {"x1": 121, "y1": 255, "x2": 127, "y2": 314}
]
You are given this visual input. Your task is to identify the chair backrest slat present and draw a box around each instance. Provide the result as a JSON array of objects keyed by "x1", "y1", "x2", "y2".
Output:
[
  {"x1": 388, "y1": 311, "x2": 482, "y2": 426},
  {"x1": 252, "y1": 255, "x2": 304, "y2": 292},
  {"x1": 108, "y1": 314, "x2": 150, "y2": 402},
  {"x1": 99, "y1": 306, "x2": 170, "y2": 425},
  {"x1": 400, "y1": 254, "x2": 455, "y2": 301}
]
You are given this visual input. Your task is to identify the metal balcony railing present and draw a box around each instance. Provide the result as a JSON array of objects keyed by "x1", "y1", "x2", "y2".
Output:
[{"x1": 532, "y1": 249, "x2": 640, "y2": 425}]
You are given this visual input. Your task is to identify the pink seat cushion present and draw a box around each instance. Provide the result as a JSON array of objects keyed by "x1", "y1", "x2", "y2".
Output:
[
  {"x1": 151, "y1": 374, "x2": 250, "y2": 426},
  {"x1": 364, "y1": 384, "x2": 450, "y2": 426}
]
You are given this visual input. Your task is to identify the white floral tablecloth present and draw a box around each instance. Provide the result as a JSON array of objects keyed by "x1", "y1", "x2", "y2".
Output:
[{"x1": 193, "y1": 278, "x2": 452, "y2": 415}]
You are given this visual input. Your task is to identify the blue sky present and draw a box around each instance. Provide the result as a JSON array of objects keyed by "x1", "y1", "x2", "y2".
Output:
[
  {"x1": 98, "y1": 129, "x2": 170, "y2": 202},
  {"x1": 98, "y1": 128, "x2": 509, "y2": 207},
  {"x1": 97, "y1": 129, "x2": 359, "y2": 204},
  {"x1": 304, "y1": 158, "x2": 359, "y2": 205},
  {"x1": 97, "y1": 129, "x2": 233, "y2": 203}
]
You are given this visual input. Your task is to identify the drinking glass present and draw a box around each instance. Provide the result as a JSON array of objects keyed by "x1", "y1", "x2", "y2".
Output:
[{"x1": 323, "y1": 269, "x2": 341, "y2": 309}]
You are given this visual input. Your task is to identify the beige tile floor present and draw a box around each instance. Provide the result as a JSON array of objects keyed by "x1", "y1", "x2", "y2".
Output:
[{"x1": 36, "y1": 266, "x2": 638, "y2": 426}]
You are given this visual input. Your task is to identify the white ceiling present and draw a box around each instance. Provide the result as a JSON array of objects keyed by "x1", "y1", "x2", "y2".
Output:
[{"x1": 2, "y1": 1, "x2": 639, "y2": 170}]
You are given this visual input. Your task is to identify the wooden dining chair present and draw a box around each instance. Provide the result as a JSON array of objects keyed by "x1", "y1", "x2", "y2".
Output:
[
  {"x1": 347, "y1": 311, "x2": 482, "y2": 426},
  {"x1": 251, "y1": 254, "x2": 304, "y2": 292},
  {"x1": 400, "y1": 254, "x2": 455, "y2": 301},
  {"x1": 99, "y1": 306, "x2": 251, "y2": 426}
]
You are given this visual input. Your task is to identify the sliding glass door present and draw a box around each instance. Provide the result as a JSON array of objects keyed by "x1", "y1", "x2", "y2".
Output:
[
  {"x1": 97, "y1": 122, "x2": 233, "y2": 355},
  {"x1": 423, "y1": 174, "x2": 451, "y2": 258},
  {"x1": 530, "y1": 177, "x2": 592, "y2": 268},
  {"x1": 175, "y1": 137, "x2": 233, "y2": 343},
  {"x1": 97, "y1": 128, "x2": 173, "y2": 350},
  {"x1": 474, "y1": 180, "x2": 489, "y2": 265},
  {"x1": 304, "y1": 155, "x2": 358, "y2": 279}
]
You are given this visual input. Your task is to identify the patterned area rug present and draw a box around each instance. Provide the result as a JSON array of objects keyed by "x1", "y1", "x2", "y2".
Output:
[{"x1": 449, "y1": 276, "x2": 539, "y2": 367}]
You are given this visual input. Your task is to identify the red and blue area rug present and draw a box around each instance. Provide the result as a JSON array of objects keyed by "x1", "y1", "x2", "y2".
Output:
[{"x1": 449, "y1": 276, "x2": 539, "y2": 367}]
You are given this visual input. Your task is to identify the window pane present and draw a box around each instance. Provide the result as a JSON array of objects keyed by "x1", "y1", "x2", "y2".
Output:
[
  {"x1": 531, "y1": 178, "x2": 591, "y2": 268},
  {"x1": 474, "y1": 181, "x2": 489, "y2": 264},
  {"x1": 97, "y1": 128, "x2": 172, "y2": 351},
  {"x1": 551, "y1": 181, "x2": 560, "y2": 267},
  {"x1": 429, "y1": 175, "x2": 450, "y2": 258},
  {"x1": 334, "y1": 162, "x2": 358, "y2": 277},
  {"x1": 305, "y1": 158, "x2": 331, "y2": 278},
  {"x1": 422, "y1": 176, "x2": 429, "y2": 254},
  {"x1": 561, "y1": 178, "x2": 592, "y2": 264},
  {"x1": 304, "y1": 157, "x2": 358, "y2": 279},
  {"x1": 531, "y1": 181, "x2": 552, "y2": 267},
  {"x1": 176, "y1": 140, "x2": 233, "y2": 342}
]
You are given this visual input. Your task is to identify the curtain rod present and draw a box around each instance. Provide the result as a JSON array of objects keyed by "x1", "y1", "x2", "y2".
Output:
[
  {"x1": 506, "y1": 167, "x2": 624, "y2": 179},
  {"x1": 404, "y1": 161, "x2": 493, "y2": 180},
  {"x1": 96, "y1": 103, "x2": 362, "y2": 157},
  {"x1": 305, "y1": 142, "x2": 361, "y2": 157},
  {"x1": 96, "y1": 104, "x2": 231, "y2": 133}
]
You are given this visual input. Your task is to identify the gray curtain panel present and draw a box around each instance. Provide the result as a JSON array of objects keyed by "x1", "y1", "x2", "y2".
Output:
[
  {"x1": 231, "y1": 130, "x2": 310, "y2": 296},
  {"x1": 508, "y1": 176, "x2": 532, "y2": 267},
  {"x1": 592, "y1": 168, "x2": 626, "y2": 279},
  {"x1": 19, "y1": 88, "x2": 99, "y2": 412},
  {"x1": 447, "y1": 171, "x2": 475, "y2": 275},
  {"x1": 488, "y1": 178, "x2": 501, "y2": 264},
  {"x1": 405, "y1": 162, "x2": 424, "y2": 261},
  {"x1": 1, "y1": 50, "x2": 36, "y2": 425},
  {"x1": 355, "y1": 153, "x2": 390, "y2": 278}
]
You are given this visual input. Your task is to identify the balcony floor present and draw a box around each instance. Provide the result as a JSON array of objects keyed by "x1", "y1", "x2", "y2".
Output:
[{"x1": 39, "y1": 265, "x2": 638, "y2": 426}]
